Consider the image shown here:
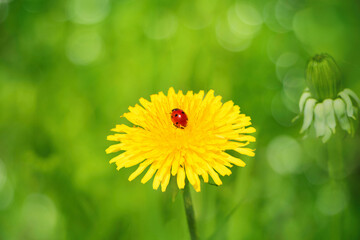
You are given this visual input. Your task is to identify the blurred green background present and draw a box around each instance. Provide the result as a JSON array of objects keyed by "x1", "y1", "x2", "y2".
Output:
[{"x1": 1, "y1": 0, "x2": 360, "y2": 239}]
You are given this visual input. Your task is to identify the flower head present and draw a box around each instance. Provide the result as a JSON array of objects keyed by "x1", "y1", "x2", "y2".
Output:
[
  {"x1": 306, "y1": 53, "x2": 342, "y2": 101},
  {"x1": 299, "y1": 53, "x2": 360, "y2": 142},
  {"x1": 106, "y1": 88, "x2": 256, "y2": 192}
]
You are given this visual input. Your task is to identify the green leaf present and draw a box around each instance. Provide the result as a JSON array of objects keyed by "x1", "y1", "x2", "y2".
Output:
[
  {"x1": 339, "y1": 91, "x2": 355, "y2": 119},
  {"x1": 208, "y1": 200, "x2": 244, "y2": 240},
  {"x1": 334, "y1": 98, "x2": 351, "y2": 133},
  {"x1": 291, "y1": 115, "x2": 300, "y2": 123},
  {"x1": 300, "y1": 98, "x2": 317, "y2": 133},
  {"x1": 323, "y1": 99, "x2": 336, "y2": 133}
]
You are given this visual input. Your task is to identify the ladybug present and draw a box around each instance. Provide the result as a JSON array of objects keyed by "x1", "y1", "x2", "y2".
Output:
[{"x1": 171, "y1": 108, "x2": 188, "y2": 129}]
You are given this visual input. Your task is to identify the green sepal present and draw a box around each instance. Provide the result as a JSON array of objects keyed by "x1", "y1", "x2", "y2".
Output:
[
  {"x1": 334, "y1": 98, "x2": 351, "y2": 133},
  {"x1": 338, "y1": 91, "x2": 355, "y2": 119},
  {"x1": 323, "y1": 99, "x2": 336, "y2": 133},
  {"x1": 342, "y1": 88, "x2": 360, "y2": 107},
  {"x1": 300, "y1": 98, "x2": 317, "y2": 133},
  {"x1": 354, "y1": 106, "x2": 358, "y2": 116},
  {"x1": 299, "y1": 91, "x2": 311, "y2": 113},
  {"x1": 322, "y1": 128, "x2": 332, "y2": 143},
  {"x1": 314, "y1": 103, "x2": 326, "y2": 137}
]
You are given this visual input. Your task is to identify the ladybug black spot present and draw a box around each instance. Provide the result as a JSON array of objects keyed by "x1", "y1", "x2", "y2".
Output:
[
  {"x1": 176, "y1": 122, "x2": 179, "y2": 124},
  {"x1": 182, "y1": 111, "x2": 184, "y2": 114},
  {"x1": 175, "y1": 114, "x2": 178, "y2": 117}
]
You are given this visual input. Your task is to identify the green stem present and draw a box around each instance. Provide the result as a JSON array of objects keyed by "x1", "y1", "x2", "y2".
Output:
[
  {"x1": 327, "y1": 135, "x2": 343, "y2": 240},
  {"x1": 327, "y1": 134, "x2": 343, "y2": 179},
  {"x1": 183, "y1": 182, "x2": 198, "y2": 240}
]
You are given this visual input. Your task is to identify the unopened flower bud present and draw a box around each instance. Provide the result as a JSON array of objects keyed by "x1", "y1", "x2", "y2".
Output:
[{"x1": 306, "y1": 53, "x2": 342, "y2": 101}]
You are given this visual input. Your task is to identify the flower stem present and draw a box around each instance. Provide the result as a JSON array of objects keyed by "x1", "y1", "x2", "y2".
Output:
[
  {"x1": 182, "y1": 182, "x2": 198, "y2": 240},
  {"x1": 327, "y1": 134, "x2": 344, "y2": 240}
]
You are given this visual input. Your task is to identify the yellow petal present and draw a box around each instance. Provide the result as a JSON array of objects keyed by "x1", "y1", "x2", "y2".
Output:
[
  {"x1": 226, "y1": 155, "x2": 246, "y2": 167},
  {"x1": 201, "y1": 171, "x2": 208, "y2": 183},
  {"x1": 235, "y1": 148, "x2": 255, "y2": 157},
  {"x1": 128, "y1": 159, "x2": 153, "y2": 181},
  {"x1": 238, "y1": 127, "x2": 256, "y2": 133},
  {"x1": 123, "y1": 156, "x2": 146, "y2": 168},
  {"x1": 109, "y1": 154, "x2": 125, "y2": 164},
  {"x1": 106, "y1": 143, "x2": 125, "y2": 154},
  {"x1": 152, "y1": 173, "x2": 161, "y2": 190},
  {"x1": 234, "y1": 135, "x2": 256, "y2": 142},
  {"x1": 107, "y1": 134, "x2": 125, "y2": 141},
  {"x1": 206, "y1": 165, "x2": 222, "y2": 186},
  {"x1": 212, "y1": 162, "x2": 232, "y2": 176},
  {"x1": 171, "y1": 152, "x2": 181, "y2": 176},
  {"x1": 141, "y1": 165, "x2": 157, "y2": 184},
  {"x1": 193, "y1": 181, "x2": 201, "y2": 192},
  {"x1": 111, "y1": 124, "x2": 132, "y2": 133},
  {"x1": 185, "y1": 166, "x2": 196, "y2": 185},
  {"x1": 177, "y1": 167, "x2": 185, "y2": 189},
  {"x1": 161, "y1": 171, "x2": 171, "y2": 192}
]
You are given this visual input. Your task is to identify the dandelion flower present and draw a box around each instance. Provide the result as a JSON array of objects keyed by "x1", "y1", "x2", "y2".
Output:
[
  {"x1": 106, "y1": 88, "x2": 256, "y2": 192},
  {"x1": 298, "y1": 53, "x2": 360, "y2": 142}
]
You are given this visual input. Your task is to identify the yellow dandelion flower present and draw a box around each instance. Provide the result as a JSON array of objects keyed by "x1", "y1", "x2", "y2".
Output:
[{"x1": 106, "y1": 88, "x2": 256, "y2": 192}]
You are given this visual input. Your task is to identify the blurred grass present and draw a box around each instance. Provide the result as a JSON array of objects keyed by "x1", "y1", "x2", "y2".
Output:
[{"x1": 1, "y1": 0, "x2": 360, "y2": 239}]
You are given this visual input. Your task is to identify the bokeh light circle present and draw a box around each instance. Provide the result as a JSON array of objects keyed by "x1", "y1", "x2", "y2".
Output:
[
  {"x1": 68, "y1": 0, "x2": 109, "y2": 25},
  {"x1": 216, "y1": 16, "x2": 252, "y2": 52},
  {"x1": 276, "y1": 52, "x2": 299, "y2": 68},
  {"x1": 0, "y1": 2, "x2": 8, "y2": 23},
  {"x1": 0, "y1": 179, "x2": 14, "y2": 210},
  {"x1": 144, "y1": 10, "x2": 178, "y2": 40},
  {"x1": 228, "y1": 4, "x2": 262, "y2": 38},
  {"x1": 179, "y1": 0, "x2": 216, "y2": 30},
  {"x1": 267, "y1": 135, "x2": 302, "y2": 174},
  {"x1": 271, "y1": 92, "x2": 296, "y2": 127},
  {"x1": 235, "y1": 2, "x2": 263, "y2": 26},
  {"x1": 316, "y1": 184, "x2": 347, "y2": 216},
  {"x1": 263, "y1": 2, "x2": 288, "y2": 33},
  {"x1": 293, "y1": 6, "x2": 346, "y2": 55},
  {"x1": 21, "y1": 194, "x2": 58, "y2": 239},
  {"x1": 275, "y1": 0, "x2": 301, "y2": 31},
  {"x1": 66, "y1": 29, "x2": 102, "y2": 65}
]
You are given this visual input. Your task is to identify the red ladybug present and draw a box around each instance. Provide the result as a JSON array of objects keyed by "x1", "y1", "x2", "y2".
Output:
[{"x1": 171, "y1": 108, "x2": 188, "y2": 129}]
